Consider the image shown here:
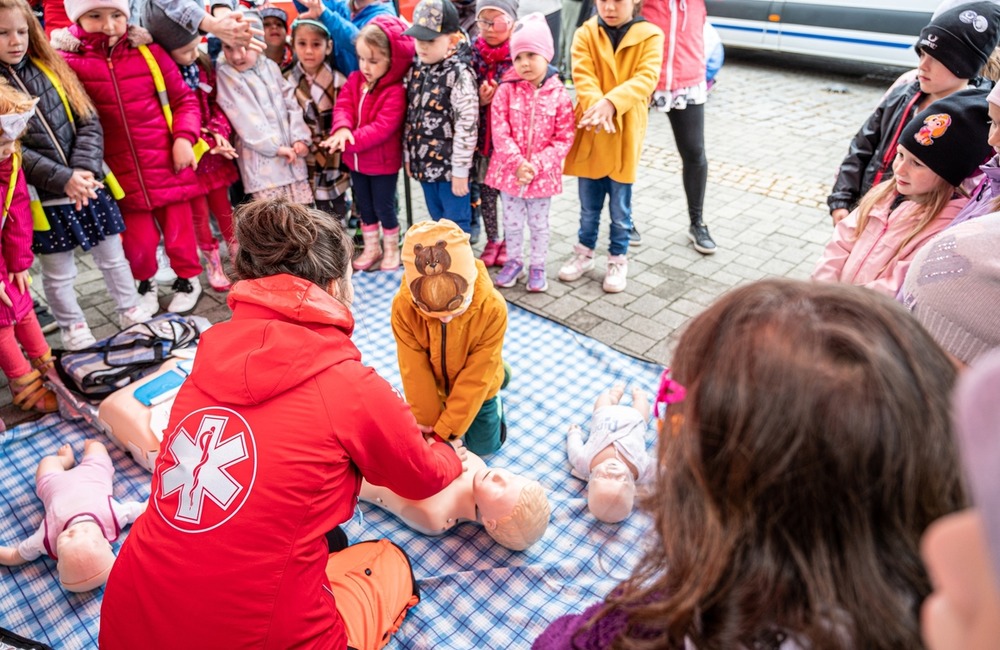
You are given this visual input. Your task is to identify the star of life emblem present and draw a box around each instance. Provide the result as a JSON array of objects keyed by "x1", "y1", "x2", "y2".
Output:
[{"x1": 154, "y1": 407, "x2": 257, "y2": 533}]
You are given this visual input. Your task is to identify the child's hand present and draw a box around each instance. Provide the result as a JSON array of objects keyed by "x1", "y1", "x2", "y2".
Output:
[
  {"x1": 579, "y1": 98, "x2": 617, "y2": 134},
  {"x1": 299, "y1": 0, "x2": 324, "y2": 20},
  {"x1": 322, "y1": 128, "x2": 354, "y2": 153},
  {"x1": 172, "y1": 139, "x2": 197, "y2": 173},
  {"x1": 63, "y1": 170, "x2": 101, "y2": 210},
  {"x1": 209, "y1": 132, "x2": 238, "y2": 159},
  {"x1": 515, "y1": 160, "x2": 536, "y2": 185},
  {"x1": 478, "y1": 80, "x2": 497, "y2": 106},
  {"x1": 0, "y1": 281, "x2": 11, "y2": 308},
  {"x1": 277, "y1": 146, "x2": 297, "y2": 164},
  {"x1": 831, "y1": 208, "x2": 849, "y2": 226},
  {"x1": 292, "y1": 141, "x2": 309, "y2": 157},
  {"x1": 452, "y1": 176, "x2": 469, "y2": 197},
  {"x1": 8, "y1": 270, "x2": 30, "y2": 295},
  {"x1": 450, "y1": 439, "x2": 470, "y2": 471}
]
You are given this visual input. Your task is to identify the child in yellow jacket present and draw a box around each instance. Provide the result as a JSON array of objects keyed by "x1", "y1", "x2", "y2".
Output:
[
  {"x1": 391, "y1": 219, "x2": 510, "y2": 455},
  {"x1": 558, "y1": 0, "x2": 663, "y2": 294}
]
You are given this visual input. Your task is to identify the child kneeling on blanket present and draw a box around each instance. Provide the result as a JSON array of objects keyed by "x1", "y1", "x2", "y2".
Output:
[{"x1": 392, "y1": 219, "x2": 511, "y2": 455}]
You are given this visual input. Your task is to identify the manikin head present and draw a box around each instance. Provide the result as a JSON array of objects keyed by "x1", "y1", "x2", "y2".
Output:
[
  {"x1": 473, "y1": 467, "x2": 550, "y2": 551},
  {"x1": 587, "y1": 458, "x2": 636, "y2": 523},
  {"x1": 55, "y1": 520, "x2": 115, "y2": 592}
]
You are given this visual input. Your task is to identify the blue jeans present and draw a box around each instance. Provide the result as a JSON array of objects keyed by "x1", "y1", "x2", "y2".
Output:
[
  {"x1": 577, "y1": 177, "x2": 633, "y2": 257},
  {"x1": 420, "y1": 181, "x2": 472, "y2": 233}
]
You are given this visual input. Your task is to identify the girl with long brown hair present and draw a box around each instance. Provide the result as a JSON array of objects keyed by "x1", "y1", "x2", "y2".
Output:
[
  {"x1": 813, "y1": 89, "x2": 992, "y2": 296},
  {"x1": 535, "y1": 279, "x2": 966, "y2": 649}
]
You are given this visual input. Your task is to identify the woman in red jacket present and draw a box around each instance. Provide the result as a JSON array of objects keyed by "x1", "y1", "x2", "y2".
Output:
[{"x1": 99, "y1": 198, "x2": 465, "y2": 650}]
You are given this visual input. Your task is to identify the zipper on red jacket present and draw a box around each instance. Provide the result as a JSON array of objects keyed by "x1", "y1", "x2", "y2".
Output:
[
  {"x1": 107, "y1": 42, "x2": 152, "y2": 207},
  {"x1": 440, "y1": 321, "x2": 449, "y2": 396}
]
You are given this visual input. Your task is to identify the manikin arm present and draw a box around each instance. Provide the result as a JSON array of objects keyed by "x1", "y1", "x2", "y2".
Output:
[
  {"x1": 567, "y1": 424, "x2": 590, "y2": 480},
  {"x1": 0, "y1": 545, "x2": 28, "y2": 566}
]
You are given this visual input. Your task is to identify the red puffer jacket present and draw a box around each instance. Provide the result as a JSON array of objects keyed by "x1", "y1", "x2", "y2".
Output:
[
  {"x1": 52, "y1": 25, "x2": 201, "y2": 213},
  {"x1": 0, "y1": 155, "x2": 35, "y2": 326},
  {"x1": 100, "y1": 273, "x2": 463, "y2": 649},
  {"x1": 642, "y1": 0, "x2": 707, "y2": 92},
  {"x1": 332, "y1": 15, "x2": 414, "y2": 176}
]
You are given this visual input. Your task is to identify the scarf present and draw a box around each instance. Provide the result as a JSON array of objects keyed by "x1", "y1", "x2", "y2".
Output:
[
  {"x1": 474, "y1": 37, "x2": 513, "y2": 157},
  {"x1": 179, "y1": 62, "x2": 200, "y2": 91}
]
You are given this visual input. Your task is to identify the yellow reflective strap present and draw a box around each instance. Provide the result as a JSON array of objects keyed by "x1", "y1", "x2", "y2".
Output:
[
  {"x1": 31, "y1": 58, "x2": 74, "y2": 126},
  {"x1": 27, "y1": 184, "x2": 50, "y2": 231},
  {"x1": 138, "y1": 44, "x2": 208, "y2": 162}
]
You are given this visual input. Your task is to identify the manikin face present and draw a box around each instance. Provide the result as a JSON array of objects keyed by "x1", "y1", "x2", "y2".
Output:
[
  {"x1": 918, "y1": 51, "x2": 966, "y2": 99},
  {"x1": 473, "y1": 467, "x2": 528, "y2": 523},
  {"x1": 77, "y1": 7, "x2": 127, "y2": 47},
  {"x1": 921, "y1": 509, "x2": 1000, "y2": 649},
  {"x1": 514, "y1": 51, "x2": 547, "y2": 87},
  {"x1": 0, "y1": 8, "x2": 29, "y2": 66},
  {"x1": 893, "y1": 146, "x2": 946, "y2": 197},
  {"x1": 591, "y1": 457, "x2": 634, "y2": 484},
  {"x1": 169, "y1": 38, "x2": 200, "y2": 66},
  {"x1": 988, "y1": 102, "x2": 1000, "y2": 154}
]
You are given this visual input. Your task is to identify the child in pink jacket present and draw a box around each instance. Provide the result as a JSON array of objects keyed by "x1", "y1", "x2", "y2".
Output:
[
  {"x1": 813, "y1": 90, "x2": 990, "y2": 296},
  {"x1": 485, "y1": 13, "x2": 574, "y2": 293}
]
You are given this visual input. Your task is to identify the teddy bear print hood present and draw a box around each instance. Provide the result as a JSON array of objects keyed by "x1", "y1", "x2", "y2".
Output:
[{"x1": 401, "y1": 219, "x2": 478, "y2": 318}]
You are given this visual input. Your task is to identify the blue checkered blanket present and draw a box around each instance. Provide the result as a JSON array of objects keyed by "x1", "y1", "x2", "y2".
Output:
[{"x1": 0, "y1": 271, "x2": 661, "y2": 650}]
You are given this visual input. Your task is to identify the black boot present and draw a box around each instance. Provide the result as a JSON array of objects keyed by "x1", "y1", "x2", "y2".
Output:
[{"x1": 688, "y1": 221, "x2": 717, "y2": 255}]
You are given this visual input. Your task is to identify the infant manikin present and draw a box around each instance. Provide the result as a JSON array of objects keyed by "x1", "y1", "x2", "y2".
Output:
[
  {"x1": 0, "y1": 440, "x2": 145, "y2": 592},
  {"x1": 568, "y1": 383, "x2": 654, "y2": 523},
  {"x1": 360, "y1": 451, "x2": 551, "y2": 551}
]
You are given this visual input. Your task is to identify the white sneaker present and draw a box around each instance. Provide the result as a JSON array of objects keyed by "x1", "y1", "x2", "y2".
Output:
[
  {"x1": 60, "y1": 322, "x2": 97, "y2": 351},
  {"x1": 557, "y1": 244, "x2": 595, "y2": 282},
  {"x1": 603, "y1": 255, "x2": 628, "y2": 293},
  {"x1": 167, "y1": 276, "x2": 202, "y2": 313},
  {"x1": 138, "y1": 279, "x2": 159, "y2": 315},
  {"x1": 154, "y1": 245, "x2": 177, "y2": 283},
  {"x1": 119, "y1": 304, "x2": 154, "y2": 329}
]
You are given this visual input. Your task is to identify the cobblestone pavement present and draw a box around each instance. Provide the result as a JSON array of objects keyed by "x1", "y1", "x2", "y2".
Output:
[{"x1": 1, "y1": 51, "x2": 902, "y2": 425}]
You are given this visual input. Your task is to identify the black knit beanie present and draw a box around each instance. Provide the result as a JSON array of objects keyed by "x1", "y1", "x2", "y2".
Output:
[
  {"x1": 898, "y1": 88, "x2": 993, "y2": 188},
  {"x1": 916, "y1": 1, "x2": 1000, "y2": 79}
]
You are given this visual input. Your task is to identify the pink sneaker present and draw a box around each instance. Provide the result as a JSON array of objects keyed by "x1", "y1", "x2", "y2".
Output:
[
  {"x1": 480, "y1": 240, "x2": 502, "y2": 267},
  {"x1": 494, "y1": 261, "x2": 524, "y2": 288},
  {"x1": 526, "y1": 265, "x2": 548, "y2": 292},
  {"x1": 495, "y1": 240, "x2": 508, "y2": 267}
]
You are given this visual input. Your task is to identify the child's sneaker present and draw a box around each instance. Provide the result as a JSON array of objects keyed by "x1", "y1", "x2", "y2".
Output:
[
  {"x1": 167, "y1": 277, "x2": 202, "y2": 314},
  {"x1": 60, "y1": 322, "x2": 96, "y2": 351},
  {"x1": 603, "y1": 255, "x2": 628, "y2": 293},
  {"x1": 557, "y1": 244, "x2": 595, "y2": 282},
  {"x1": 494, "y1": 260, "x2": 524, "y2": 288},
  {"x1": 480, "y1": 240, "x2": 502, "y2": 267},
  {"x1": 119, "y1": 304, "x2": 154, "y2": 329},
  {"x1": 526, "y1": 265, "x2": 548, "y2": 292},
  {"x1": 137, "y1": 279, "x2": 159, "y2": 315}
]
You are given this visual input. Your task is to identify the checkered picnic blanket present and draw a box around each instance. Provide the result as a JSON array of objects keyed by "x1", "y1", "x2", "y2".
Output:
[{"x1": 0, "y1": 270, "x2": 662, "y2": 650}]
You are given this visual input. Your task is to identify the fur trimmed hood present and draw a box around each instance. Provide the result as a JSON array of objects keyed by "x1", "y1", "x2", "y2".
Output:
[{"x1": 51, "y1": 24, "x2": 152, "y2": 52}]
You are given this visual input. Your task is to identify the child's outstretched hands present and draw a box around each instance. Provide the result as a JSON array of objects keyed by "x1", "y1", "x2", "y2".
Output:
[
  {"x1": 298, "y1": 0, "x2": 325, "y2": 20},
  {"x1": 579, "y1": 98, "x2": 617, "y2": 134},
  {"x1": 172, "y1": 139, "x2": 197, "y2": 174},
  {"x1": 322, "y1": 128, "x2": 354, "y2": 153},
  {"x1": 452, "y1": 175, "x2": 469, "y2": 197},
  {"x1": 478, "y1": 80, "x2": 498, "y2": 106},
  {"x1": 515, "y1": 160, "x2": 536, "y2": 185},
  {"x1": 63, "y1": 169, "x2": 101, "y2": 211},
  {"x1": 208, "y1": 131, "x2": 237, "y2": 160}
]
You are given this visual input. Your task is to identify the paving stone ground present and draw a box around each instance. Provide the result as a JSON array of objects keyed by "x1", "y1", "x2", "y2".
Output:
[{"x1": 1, "y1": 51, "x2": 903, "y2": 425}]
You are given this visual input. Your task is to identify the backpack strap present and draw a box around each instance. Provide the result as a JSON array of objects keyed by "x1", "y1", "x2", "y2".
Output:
[{"x1": 138, "y1": 44, "x2": 211, "y2": 162}]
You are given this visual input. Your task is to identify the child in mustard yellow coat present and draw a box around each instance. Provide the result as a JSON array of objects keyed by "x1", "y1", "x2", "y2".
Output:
[{"x1": 558, "y1": 0, "x2": 663, "y2": 294}]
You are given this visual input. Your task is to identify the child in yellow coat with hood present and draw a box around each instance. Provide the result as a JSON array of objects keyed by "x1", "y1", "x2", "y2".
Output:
[
  {"x1": 392, "y1": 219, "x2": 510, "y2": 455},
  {"x1": 558, "y1": 0, "x2": 663, "y2": 294}
]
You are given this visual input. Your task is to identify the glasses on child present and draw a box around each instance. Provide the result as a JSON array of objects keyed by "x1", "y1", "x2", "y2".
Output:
[
  {"x1": 653, "y1": 367, "x2": 686, "y2": 419},
  {"x1": 476, "y1": 16, "x2": 511, "y2": 32}
]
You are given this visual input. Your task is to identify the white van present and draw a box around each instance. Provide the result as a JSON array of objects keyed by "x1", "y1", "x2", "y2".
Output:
[{"x1": 706, "y1": 1, "x2": 942, "y2": 68}]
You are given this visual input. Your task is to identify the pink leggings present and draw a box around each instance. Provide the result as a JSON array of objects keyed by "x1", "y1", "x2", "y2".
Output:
[
  {"x1": 191, "y1": 187, "x2": 235, "y2": 251},
  {"x1": 0, "y1": 308, "x2": 50, "y2": 381}
]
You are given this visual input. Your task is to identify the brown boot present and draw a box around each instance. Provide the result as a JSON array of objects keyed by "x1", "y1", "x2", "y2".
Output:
[
  {"x1": 10, "y1": 369, "x2": 58, "y2": 413},
  {"x1": 352, "y1": 224, "x2": 382, "y2": 271},
  {"x1": 380, "y1": 227, "x2": 401, "y2": 271}
]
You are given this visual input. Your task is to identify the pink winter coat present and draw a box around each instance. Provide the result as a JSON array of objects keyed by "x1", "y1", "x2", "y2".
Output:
[
  {"x1": 53, "y1": 25, "x2": 201, "y2": 213},
  {"x1": 0, "y1": 155, "x2": 36, "y2": 326},
  {"x1": 485, "y1": 68, "x2": 575, "y2": 199},
  {"x1": 812, "y1": 193, "x2": 967, "y2": 296},
  {"x1": 642, "y1": 0, "x2": 707, "y2": 92},
  {"x1": 331, "y1": 15, "x2": 414, "y2": 176}
]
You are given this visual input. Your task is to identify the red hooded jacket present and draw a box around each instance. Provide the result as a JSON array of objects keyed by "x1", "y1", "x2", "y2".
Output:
[
  {"x1": 53, "y1": 25, "x2": 202, "y2": 213},
  {"x1": 0, "y1": 155, "x2": 35, "y2": 326},
  {"x1": 99, "y1": 274, "x2": 462, "y2": 649},
  {"x1": 331, "y1": 15, "x2": 414, "y2": 176}
]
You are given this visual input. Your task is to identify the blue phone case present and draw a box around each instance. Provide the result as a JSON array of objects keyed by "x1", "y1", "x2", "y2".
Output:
[{"x1": 133, "y1": 369, "x2": 186, "y2": 407}]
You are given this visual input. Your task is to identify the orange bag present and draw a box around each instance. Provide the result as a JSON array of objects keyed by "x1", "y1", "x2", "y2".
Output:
[{"x1": 326, "y1": 539, "x2": 420, "y2": 650}]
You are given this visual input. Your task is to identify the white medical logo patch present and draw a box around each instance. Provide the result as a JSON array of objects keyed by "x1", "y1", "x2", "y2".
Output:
[{"x1": 154, "y1": 407, "x2": 257, "y2": 533}]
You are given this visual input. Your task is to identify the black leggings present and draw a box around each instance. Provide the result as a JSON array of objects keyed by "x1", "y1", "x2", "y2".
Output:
[{"x1": 666, "y1": 103, "x2": 707, "y2": 224}]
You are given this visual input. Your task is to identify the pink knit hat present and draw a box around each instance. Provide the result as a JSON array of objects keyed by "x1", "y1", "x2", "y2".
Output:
[
  {"x1": 64, "y1": 0, "x2": 130, "y2": 22},
  {"x1": 510, "y1": 12, "x2": 554, "y2": 62}
]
